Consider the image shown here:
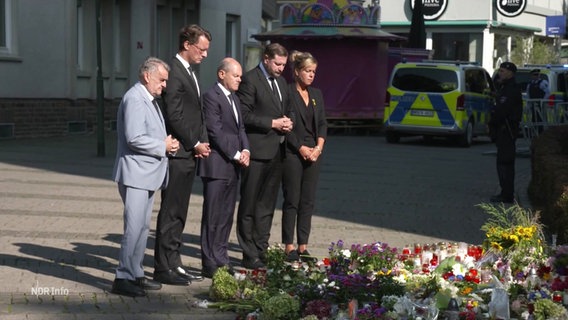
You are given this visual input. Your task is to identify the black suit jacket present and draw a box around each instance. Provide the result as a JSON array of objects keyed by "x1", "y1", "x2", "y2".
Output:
[
  {"x1": 161, "y1": 57, "x2": 208, "y2": 158},
  {"x1": 286, "y1": 84, "x2": 328, "y2": 152},
  {"x1": 236, "y1": 66, "x2": 290, "y2": 160},
  {"x1": 198, "y1": 84, "x2": 250, "y2": 179}
]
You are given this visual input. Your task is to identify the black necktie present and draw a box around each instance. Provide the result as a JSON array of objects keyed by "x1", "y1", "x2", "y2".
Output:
[
  {"x1": 188, "y1": 66, "x2": 200, "y2": 96},
  {"x1": 152, "y1": 99, "x2": 160, "y2": 114},
  {"x1": 269, "y1": 77, "x2": 280, "y2": 101},
  {"x1": 228, "y1": 94, "x2": 238, "y2": 124}
]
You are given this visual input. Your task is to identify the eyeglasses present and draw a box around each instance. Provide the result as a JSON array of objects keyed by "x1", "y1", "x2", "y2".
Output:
[{"x1": 192, "y1": 44, "x2": 208, "y2": 53}]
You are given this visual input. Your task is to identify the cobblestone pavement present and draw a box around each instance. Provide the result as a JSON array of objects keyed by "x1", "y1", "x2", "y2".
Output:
[{"x1": 0, "y1": 133, "x2": 531, "y2": 319}]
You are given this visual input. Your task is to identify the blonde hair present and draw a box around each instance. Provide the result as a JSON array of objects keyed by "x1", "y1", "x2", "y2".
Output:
[{"x1": 289, "y1": 50, "x2": 317, "y2": 71}]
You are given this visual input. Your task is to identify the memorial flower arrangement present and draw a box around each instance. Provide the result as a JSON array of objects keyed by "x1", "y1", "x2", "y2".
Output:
[
  {"x1": 204, "y1": 204, "x2": 568, "y2": 319},
  {"x1": 478, "y1": 203, "x2": 548, "y2": 278}
]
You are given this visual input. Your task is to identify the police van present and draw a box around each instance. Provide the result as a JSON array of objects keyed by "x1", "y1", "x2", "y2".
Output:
[
  {"x1": 513, "y1": 65, "x2": 568, "y2": 132},
  {"x1": 516, "y1": 64, "x2": 568, "y2": 103},
  {"x1": 383, "y1": 60, "x2": 495, "y2": 147}
]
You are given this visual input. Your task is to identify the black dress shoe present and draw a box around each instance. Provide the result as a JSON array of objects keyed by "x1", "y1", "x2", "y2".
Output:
[
  {"x1": 111, "y1": 278, "x2": 146, "y2": 297},
  {"x1": 153, "y1": 269, "x2": 189, "y2": 286},
  {"x1": 242, "y1": 258, "x2": 265, "y2": 270},
  {"x1": 135, "y1": 277, "x2": 162, "y2": 290},
  {"x1": 175, "y1": 266, "x2": 204, "y2": 282}
]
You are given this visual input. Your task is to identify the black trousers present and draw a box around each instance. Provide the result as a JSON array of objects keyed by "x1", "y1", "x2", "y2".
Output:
[
  {"x1": 495, "y1": 127, "x2": 516, "y2": 200},
  {"x1": 281, "y1": 151, "x2": 321, "y2": 245},
  {"x1": 236, "y1": 147, "x2": 283, "y2": 263},
  {"x1": 154, "y1": 157, "x2": 197, "y2": 272}
]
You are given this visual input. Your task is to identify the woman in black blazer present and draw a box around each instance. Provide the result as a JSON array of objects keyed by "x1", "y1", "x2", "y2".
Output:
[{"x1": 282, "y1": 51, "x2": 327, "y2": 261}]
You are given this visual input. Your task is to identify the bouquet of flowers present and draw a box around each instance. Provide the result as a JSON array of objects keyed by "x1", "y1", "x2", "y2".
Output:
[{"x1": 478, "y1": 203, "x2": 548, "y2": 278}]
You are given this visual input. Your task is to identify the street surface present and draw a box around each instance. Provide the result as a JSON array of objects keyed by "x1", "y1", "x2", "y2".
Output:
[{"x1": 0, "y1": 132, "x2": 531, "y2": 319}]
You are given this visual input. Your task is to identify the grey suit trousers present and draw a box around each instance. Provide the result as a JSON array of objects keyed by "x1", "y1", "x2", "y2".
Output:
[{"x1": 116, "y1": 183, "x2": 155, "y2": 280}]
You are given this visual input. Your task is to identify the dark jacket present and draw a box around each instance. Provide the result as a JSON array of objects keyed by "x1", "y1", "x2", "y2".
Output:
[{"x1": 490, "y1": 77, "x2": 523, "y2": 137}]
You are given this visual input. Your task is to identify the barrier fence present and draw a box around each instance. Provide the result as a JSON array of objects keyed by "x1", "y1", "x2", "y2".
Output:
[{"x1": 519, "y1": 99, "x2": 568, "y2": 149}]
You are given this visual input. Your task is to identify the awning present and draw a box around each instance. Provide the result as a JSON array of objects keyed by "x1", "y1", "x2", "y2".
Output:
[{"x1": 253, "y1": 25, "x2": 406, "y2": 41}]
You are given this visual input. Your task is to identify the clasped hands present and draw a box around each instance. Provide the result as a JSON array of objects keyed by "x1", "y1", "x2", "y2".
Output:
[
  {"x1": 238, "y1": 150, "x2": 250, "y2": 167},
  {"x1": 165, "y1": 135, "x2": 179, "y2": 155},
  {"x1": 194, "y1": 142, "x2": 211, "y2": 159},
  {"x1": 299, "y1": 145, "x2": 321, "y2": 162},
  {"x1": 272, "y1": 116, "x2": 293, "y2": 133}
]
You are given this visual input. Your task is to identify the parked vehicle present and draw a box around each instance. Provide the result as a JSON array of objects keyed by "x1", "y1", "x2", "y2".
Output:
[{"x1": 383, "y1": 60, "x2": 495, "y2": 147}]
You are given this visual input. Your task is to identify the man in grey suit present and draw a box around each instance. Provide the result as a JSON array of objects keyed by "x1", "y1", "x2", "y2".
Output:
[
  {"x1": 198, "y1": 58, "x2": 250, "y2": 278},
  {"x1": 111, "y1": 57, "x2": 179, "y2": 297}
]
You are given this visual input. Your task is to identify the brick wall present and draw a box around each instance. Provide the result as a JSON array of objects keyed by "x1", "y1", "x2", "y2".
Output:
[{"x1": 0, "y1": 99, "x2": 120, "y2": 139}]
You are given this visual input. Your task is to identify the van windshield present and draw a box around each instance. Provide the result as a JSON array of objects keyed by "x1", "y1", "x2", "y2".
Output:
[{"x1": 392, "y1": 68, "x2": 458, "y2": 93}]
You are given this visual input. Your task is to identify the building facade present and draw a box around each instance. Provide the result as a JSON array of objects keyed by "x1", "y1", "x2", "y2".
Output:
[
  {"x1": 379, "y1": 0, "x2": 566, "y2": 73},
  {"x1": 0, "y1": 0, "x2": 277, "y2": 138}
]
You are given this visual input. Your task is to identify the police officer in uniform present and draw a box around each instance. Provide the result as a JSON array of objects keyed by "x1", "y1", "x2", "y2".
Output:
[
  {"x1": 525, "y1": 68, "x2": 549, "y2": 134},
  {"x1": 489, "y1": 62, "x2": 523, "y2": 204}
]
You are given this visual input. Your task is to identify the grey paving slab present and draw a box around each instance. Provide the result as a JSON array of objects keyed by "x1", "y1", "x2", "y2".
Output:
[{"x1": 0, "y1": 132, "x2": 532, "y2": 318}]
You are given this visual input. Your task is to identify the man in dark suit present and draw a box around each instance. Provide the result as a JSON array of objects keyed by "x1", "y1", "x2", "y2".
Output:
[
  {"x1": 198, "y1": 58, "x2": 250, "y2": 278},
  {"x1": 153, "y1": 24, "x2": 211, "y2": 285},
  {"x1": 111, "y1": 57, "x2": 179, "y2": 297},
  {"x1": 236, "y1": 43, "x2": 293, "y2": 269}
]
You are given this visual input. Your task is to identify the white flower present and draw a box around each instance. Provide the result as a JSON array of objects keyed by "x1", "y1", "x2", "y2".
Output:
[
  {"x1": 452, "y1": 263, "x2": 466, "y2": 277},
  {"x1": 341, "y1": 249, "x2": 351, "y2": 258}
]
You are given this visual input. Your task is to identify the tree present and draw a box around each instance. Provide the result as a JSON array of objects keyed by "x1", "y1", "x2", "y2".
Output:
[{"x1": 510, "y1": 36, "x2": 559, "y2": 66}]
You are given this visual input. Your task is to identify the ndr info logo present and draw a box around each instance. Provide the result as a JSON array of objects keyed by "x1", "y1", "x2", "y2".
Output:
[{"x1": 31, "y1": 280, "x2": 69, "y2": 297}]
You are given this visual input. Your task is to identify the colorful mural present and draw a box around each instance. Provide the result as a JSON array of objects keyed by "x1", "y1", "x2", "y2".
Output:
[{"x1": 281, "y1": 0, "x2": 380, "y2": 26}]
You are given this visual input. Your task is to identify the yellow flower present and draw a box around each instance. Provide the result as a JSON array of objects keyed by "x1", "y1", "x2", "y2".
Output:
[{"x1": 491, "y1": 242, "x2": 503, "y2": 251}]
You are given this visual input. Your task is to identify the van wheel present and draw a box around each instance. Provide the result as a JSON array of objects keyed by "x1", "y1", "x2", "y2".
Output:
[
  {"x1": 458, "y1": 121, "x2": 473, "y2": 147},
  {"x1": 385, "y1": 132, "x2": 400, "y2": 143}
]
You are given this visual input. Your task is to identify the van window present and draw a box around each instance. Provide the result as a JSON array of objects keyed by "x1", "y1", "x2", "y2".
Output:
[
  {"x1": 392, "y1": 68, "x2": 458, "y2": 93},
  {"x1": 465, "y1": 69, "x2": 488, "y2": 94}
]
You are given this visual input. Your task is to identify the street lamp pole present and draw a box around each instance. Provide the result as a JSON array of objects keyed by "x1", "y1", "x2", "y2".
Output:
[{"x1": 95, "y1": 0, "x2": 105, "y2": 157}]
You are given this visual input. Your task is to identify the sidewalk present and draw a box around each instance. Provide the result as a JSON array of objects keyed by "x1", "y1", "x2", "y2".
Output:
[{"x1": 0, "y1": 133, "x2": 532, "y2": 319}]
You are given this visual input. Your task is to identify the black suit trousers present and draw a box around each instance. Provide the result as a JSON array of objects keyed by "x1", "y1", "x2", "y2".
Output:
[
  {"x1": 281, "y1": 151, "x2": 321, "y2": 245},
  {"x1": 154, "y1": 157, "x2": 197, "y2": 272},
  {"x1": 236, "y1": 147, "x2": 284, "y2": 263}
]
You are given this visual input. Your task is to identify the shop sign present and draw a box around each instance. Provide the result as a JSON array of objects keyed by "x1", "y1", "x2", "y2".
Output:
[
  {"x1": 496, "y1": 0, "x2": 527, "y2": 18},
  {"x1": 546, "y1": 15, "x2": 566, "y2": 36},
  {"x1": 409, "y1": 0, "x2": 448, "y2": 21}
]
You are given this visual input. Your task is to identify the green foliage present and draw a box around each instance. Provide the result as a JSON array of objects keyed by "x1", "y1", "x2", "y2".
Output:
[
  {"x1": 259, "y1": 292, "x2": 301, "y2": 320},
  {"x1": 532, "y1": 298, "x2": 568, "y2": 319},
  {"x1": 510, "y1": 36, "x2": 559, "y2": 66},
  {"x1": 209, "y1": 267, "x2": 239, "y2": 301}
]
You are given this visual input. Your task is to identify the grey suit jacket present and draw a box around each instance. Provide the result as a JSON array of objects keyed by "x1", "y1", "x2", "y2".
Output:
[
  {"x1": 198, "y1": 84, "x2": 249, "y2": 179},
  {"x1": 112, "y1": 82, "x2": 169, "y2": 191}
]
